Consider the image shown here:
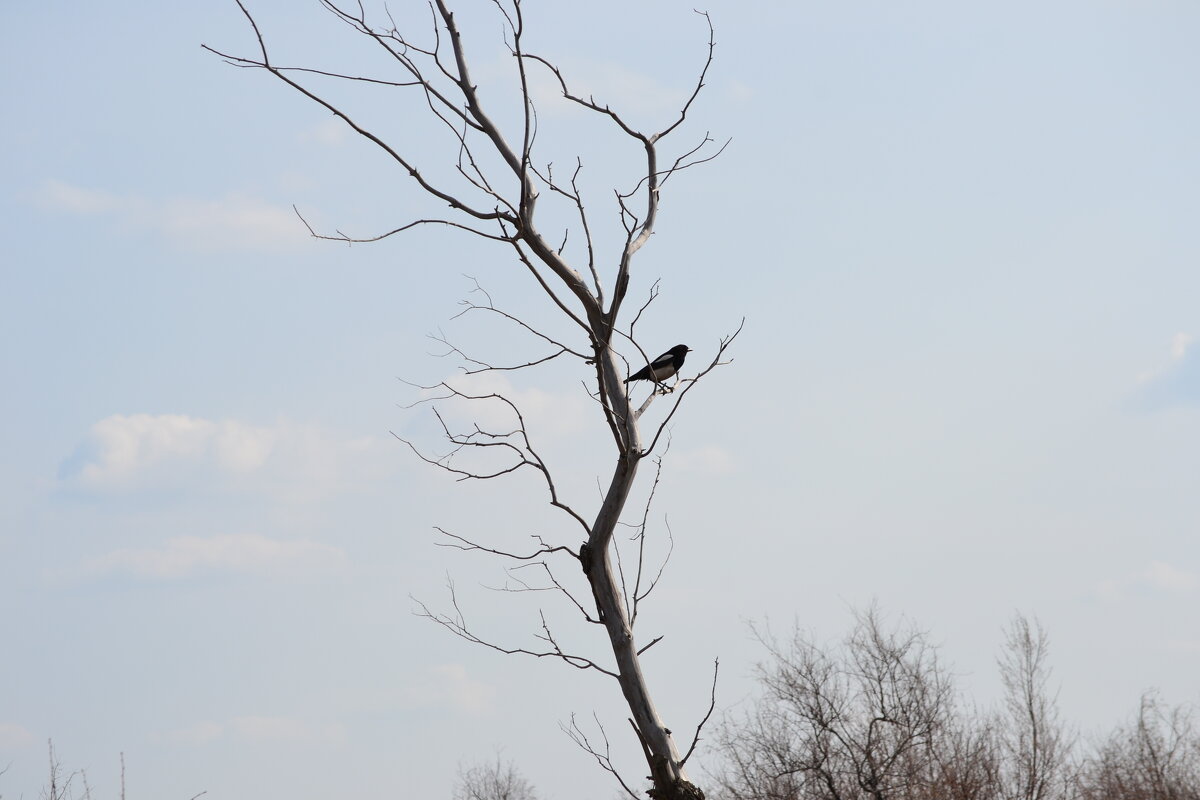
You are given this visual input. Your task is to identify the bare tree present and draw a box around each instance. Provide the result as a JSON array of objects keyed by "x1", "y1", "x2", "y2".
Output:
[
  {"x1": 454, "y1": 755, "x2": 539, "y2": 800},
  {"x1": 40, "y1": 741, "x2": 87, "y2": 800},
  {"x1": 716, "y1": 608, "x2": 1198, "y2": 800},
  {"x1": 715, "y1": 606, "x2": 954, "y2": 800},
  {"x1": 925, "y1": 715, "x2": 1002, "y2": 800},
  {"x1": 205, "y1": 2, "x2": 735, "y2": 798},
  {"x1": 29, "y1": 744, "x2": 198, "y2": 800},
  {"x1": 1076, "y1": 692, "x2": 1200, "y2": 800},
  {"x1": 996, "y1": 615, "x2": 1069, "y2": 800}
]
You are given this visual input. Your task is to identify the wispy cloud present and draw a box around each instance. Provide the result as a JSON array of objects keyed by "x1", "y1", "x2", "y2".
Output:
[
  {"x1": 39, "y1": 180, "x2": 124, "y2": 215},
  {"x1": 430, "y1": 663, "x2": 495, "y2": 714},
  {"x1": 300, "y1": 115, "x2": 350, "y2": 146},
  {"x1": 432, "y1": 372, "x2": 591, "y2": 439},
  {"x1": 1166, "y1": 637, "x2": 1200, "y2": 654},
  {"x1": 162, "y1": 721, "x2": 224, "y2": 745},
  {"x1": 1097, "y1": 560, "x2": 1197, "y2": 598},
  {"x1": 1133, "y1": 332, "x2": 1200, "y2": 410},
  {"x1": 395, "y1": 663, "x2": 495, "y2": 715},
  {"x1": 60, "y1": 413, "x2": 392, "y2": 500},
  {"x1": 524, "y1": 58, "x2": 691, "y2": 124},
  {"x1": 725, "y1": 78, "x2": 755, "y2": 104},
  {"x1": 81, "y1": 533, "x2": 346, "y2": 580},
  {"x1": 65, "y1": 413, "x2": 274, "y2": 489},
  {"x1": 671, "y1": 444, "x2": 737, "y2": 475},
  {"x1": 230, "y1": 715, "x2": 348, "y2": 745},
  {"x1": 36, "y1": 179, "x2": 304, "y2": 252},
  {"x1": 161, "y1": 716, "x2": 347, "y2": 747},
  {"x1": 0, "y1": 722, "x2": 36, "y2": 748}
]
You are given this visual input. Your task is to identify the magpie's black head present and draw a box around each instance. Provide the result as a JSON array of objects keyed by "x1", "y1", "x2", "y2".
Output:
[{"x1": 669, "y1": 344, "x2": 691, "y2": 358}]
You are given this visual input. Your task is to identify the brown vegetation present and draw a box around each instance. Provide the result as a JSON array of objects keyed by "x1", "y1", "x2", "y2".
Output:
[{"x1": 713, "y1": 609, "x2": 1199, "y2": 800}]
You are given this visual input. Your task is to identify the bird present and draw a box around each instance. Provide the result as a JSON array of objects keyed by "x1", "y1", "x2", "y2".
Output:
[{"x1": 625, "y1": 344, "x2": 691, "y2": 384}]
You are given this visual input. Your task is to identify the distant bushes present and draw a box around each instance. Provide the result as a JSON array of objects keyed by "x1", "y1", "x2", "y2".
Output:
[{"x1": 713, "y1": 608, "x2": 1199, "y2": 800}]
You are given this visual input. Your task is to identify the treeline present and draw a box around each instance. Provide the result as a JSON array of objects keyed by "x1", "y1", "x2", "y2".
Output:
[
  {"x1": 714, "y1": 608, "x2": 1199, "y2": 800},
  {"x1": 29, "y1": 608, "x2": 1193, "y2": 800},
  {"x1": 456, "y1": 608, "x2": 1198, "y2": 800}
]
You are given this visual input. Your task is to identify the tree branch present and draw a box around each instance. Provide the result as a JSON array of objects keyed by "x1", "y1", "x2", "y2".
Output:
[
  {"x1": 414, "y1": 580, "x2": 617, "y2": 678},
  {"x1": 680, "y1": 658, "x2": 720, "y2": 767}
]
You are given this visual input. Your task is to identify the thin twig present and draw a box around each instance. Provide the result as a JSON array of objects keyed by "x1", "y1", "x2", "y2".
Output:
[{"x1": 679, "y1": 658, "x2": 720, "y2": 766}]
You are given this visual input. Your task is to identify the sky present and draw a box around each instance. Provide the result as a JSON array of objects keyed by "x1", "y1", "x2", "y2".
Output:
[{"x1": 2, "y1": 0, "x2": 1199, "y2": 798}]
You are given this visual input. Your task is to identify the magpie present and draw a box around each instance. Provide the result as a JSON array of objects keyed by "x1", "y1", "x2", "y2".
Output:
[{"x1": 625, "y1": 344, "x2": 691, "y2": 384}]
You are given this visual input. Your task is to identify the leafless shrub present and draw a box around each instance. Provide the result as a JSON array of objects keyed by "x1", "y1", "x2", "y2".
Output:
[
  {"x1": 39, "y1": 741, "x2": 89, "y2": 800},
  {"x1": 926, "y1": 715, "x2": 1002, "y2": 800},
  {"x1": 996, "y1": 615, "x2": 1070, "y2": 800},
  {"x1": 453, "y1": 755, "x2": 538, "y2": 800},
  {"x1": 714, "y1": 610, "x2": 1196, "y2": 800},
  {"x1": 715, "y1": 606, "x2": 954, "y2": 800},
  {"x1": 1076, "y1": 692, "x2": 1200, "y2": 800},
  {"x1": 15, "y1": 744, "x2": 196, "y2": 800}
]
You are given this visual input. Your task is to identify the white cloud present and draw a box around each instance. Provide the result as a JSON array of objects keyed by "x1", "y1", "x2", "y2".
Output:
[
  {"x1": 1143, "y1": 560, "x2": 1197, "y2": 593},
  {"x1": 0, "y1": 721, "x2": 36, "y2": 748},
  {"x1": 671, "y1": 444, "x2": 737, "y2": 475},
  {"x1": 82, "y1": 533, "x2": 346, "y2": 579},
  {"x1": 525, "y1": 58, "x2": 690, "y2": 122},
  {"x1": 37, "y1": 179, "x2": 303, "y2": 252},
  {"x1": 161, "y1": 717, "x2": 346, "y2": 747},
  {"x1": 158, "y1": 193, "x2": 301, "y2": 251},
  {"x1": 725, "y1": 78, "x2": 755, "y2": 103},
  {"x1": 1171, "y1": 331, "x2": 1193, "y2": 360},
  {"x1": 38, "y1": 180, "x2": 122, "y2": 214},
  {"x1": 62, "y1": 413, "x2": 392, "y2": 500},
  {"x1": 1097, "y1": 560, "x2": 1196, "y2": 598},
  {"x1": 301, "y1": 115, "x2": 349, "y2": 146},
  {"x1": 400, "y1": 663, "x2": 495, "y2": 715},
  {"x1": 65, "y1": 413, "x2": 275, "y2": 491},
  {"x1": 433, "y1": 372, "x2": 590, "y2": 439},
  {"x1": 1133, "y1": 332, "x2": 1200, "y2": 409},
  {"x1": 433, "y1": 663, "x2": 495, "y2": 714},
  {"x1": 162, "y1": 721, "x2": 224, "y2": 745},
  {"x1": 231, "y1": 715, "x2": 347, "y2": 746}
]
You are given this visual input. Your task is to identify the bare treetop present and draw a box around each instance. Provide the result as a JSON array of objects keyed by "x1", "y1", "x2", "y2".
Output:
[{"x1": 207, "y1": 3, "x2": 737, "y2": 799}]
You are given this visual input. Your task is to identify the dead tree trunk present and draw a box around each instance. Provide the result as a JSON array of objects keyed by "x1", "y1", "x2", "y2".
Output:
[{"x1": 205, "y1": 3, "x2": 735, "y2": 797}]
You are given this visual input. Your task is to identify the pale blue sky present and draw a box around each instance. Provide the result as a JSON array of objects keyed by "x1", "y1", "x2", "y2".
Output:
[{"x1": 3, "y1": 1, "x2": 1199, "y2": 798}]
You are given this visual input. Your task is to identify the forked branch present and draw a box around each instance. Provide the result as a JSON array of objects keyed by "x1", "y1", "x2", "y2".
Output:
[
  {"x1": 210, "y1": 4, "x2": 729, "y2": 797},
  {"x1": 563, "y1": 713, "x2": 641, "y2": 800},
  {"x1": 414, "y1": 580, "x2": 617, "y2": 678},
  {"x1": 641, "y1": 318, "x2": 745, "y2": 456}
]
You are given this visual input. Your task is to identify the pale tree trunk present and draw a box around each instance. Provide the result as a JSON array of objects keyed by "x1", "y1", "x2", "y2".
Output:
[
  {"x1": 206, "y1": 2, "x2": 733, "y2": 798},
  {"x1": 587, "y1": 384, "x2": 695, "y2": 796}
]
